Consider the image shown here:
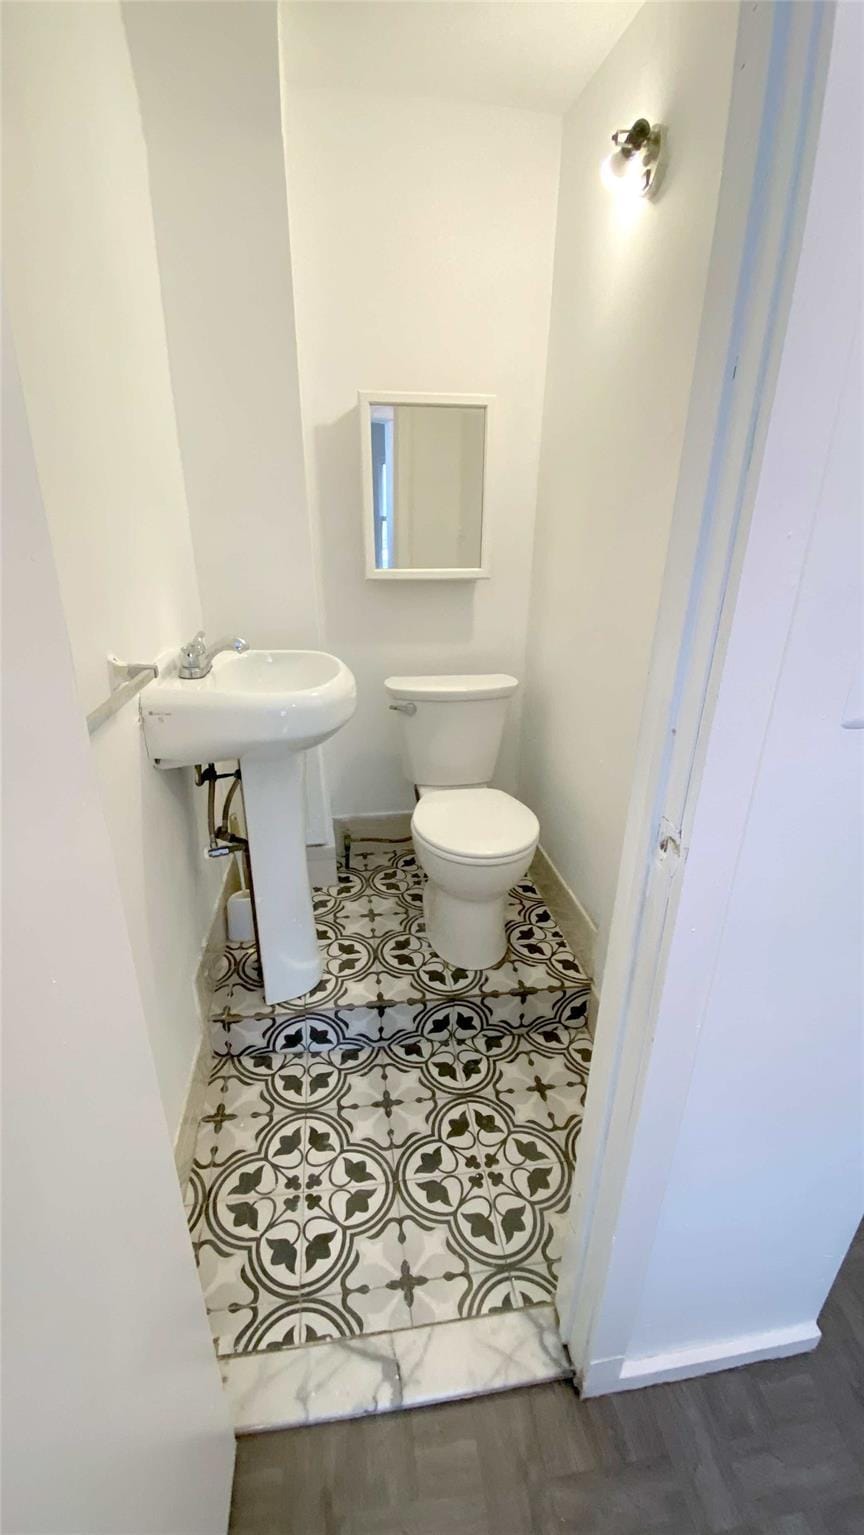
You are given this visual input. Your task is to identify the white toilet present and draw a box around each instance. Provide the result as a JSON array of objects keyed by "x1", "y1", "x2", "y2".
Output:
[{"x1": 385, "y1": 674, "x2": 539, "y2": 969}]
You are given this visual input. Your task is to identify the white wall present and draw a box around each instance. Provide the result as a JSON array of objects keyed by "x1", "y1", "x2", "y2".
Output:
[
  {"x1": 2, "y1": 0, "x2": 223, "y2": 1138},
  {"x1": 581, "y1": 0, "x2": 863, "y2": 1381},
  {"x1": 281, "y1": 82, "x2": 561, "y2": 813},
  {"x1": 122, "y1": 0, "x2": 321, "y2": 654},
  {"x1": 2, "y1": 322, "x2": 234, "y2": 1535},
  {"x1": 521, "y1": 1, "x2": 739, "y2": 975}
]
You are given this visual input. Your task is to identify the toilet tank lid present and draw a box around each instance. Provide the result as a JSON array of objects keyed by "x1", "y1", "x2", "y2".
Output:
[{"x1": 385, "y1": 674, "x2": 519, "y2": 702}]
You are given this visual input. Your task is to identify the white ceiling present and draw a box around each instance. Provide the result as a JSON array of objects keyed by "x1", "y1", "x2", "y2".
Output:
[{"x1": 279, "y1": 1, "x2": 643, "y2": 116}]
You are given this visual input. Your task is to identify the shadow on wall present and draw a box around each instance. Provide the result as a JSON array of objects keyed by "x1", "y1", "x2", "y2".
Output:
[
  {"x1": 135, "y1": 731, "x2": 216, "y2": 1100},
  {"x1": 86, "y1": 703, "x2": 222, "y2": 1138}
]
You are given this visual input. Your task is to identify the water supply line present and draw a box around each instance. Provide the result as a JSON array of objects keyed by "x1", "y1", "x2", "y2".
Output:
[{"x1": 194, "y1": 763, "x2": 261, "y2": 957}]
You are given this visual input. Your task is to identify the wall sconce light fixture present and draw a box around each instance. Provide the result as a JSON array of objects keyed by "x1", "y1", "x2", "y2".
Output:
[{"x1": 601, "y1": 118, "x2": 665, "y2": 199}]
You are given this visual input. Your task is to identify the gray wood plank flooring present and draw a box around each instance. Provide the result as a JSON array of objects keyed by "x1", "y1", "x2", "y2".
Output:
[{"x1": 228, "y1": 1223, "x2": 863, "y2": 1534}]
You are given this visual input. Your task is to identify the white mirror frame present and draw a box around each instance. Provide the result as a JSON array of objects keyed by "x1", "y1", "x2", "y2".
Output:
[{"x1": 358, "y1": 390, "x2": 493, "y2": 581}]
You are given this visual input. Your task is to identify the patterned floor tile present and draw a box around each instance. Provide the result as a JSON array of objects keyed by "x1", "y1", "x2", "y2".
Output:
[
  {"x1": 335, "y1": 1060, "x2": 433, "y2": 1109},
  {"x1": 398, "y1": 1273, "x2": 477, "y2": 1328},
  {"x1": 194, "y1": 1243, "x2": 257, "y2": 1319},
  {"x1": 484, "y1": 1126, "x2": 572, "y2": 1210},
  {"x1": 224, "y1": 1297, "x2": 346, "y2": 1354},
  {"x1": 194, "y1": 1107, "x2": 271, "y2": 1169},
  {"x1": 390, "y1": 1131, "x2": 487, "y2": 1185},
  {"x1": 192, "y1": 840, "x2": 594, "y2": 1359},
  {"x1": 208, "y1": 1053, "x2": 307, "y2": 1114},
  {"x1": 218, "y1": 1289, "x2": 358, "y2": 1354},
  {"x1": 211, "y1": 845, "x2": 590, "y2": 1033},
  {"x1": 492, "y1": 1052, "x2": 584, "y2": 1105},
  {"x1": 508, "y1": 1267, "x2": 559, "y2": 1307},
  {"x1": 331, "y1": 1280, "x2": 413, "y2": 1336},
  {"x1": 365, "y1": 1191, "x2": 527, "y2": 1327},
  {"x1": 334, "y1": 1093, "x2": 436, "y2": 1160},
  {"x1": 509, "y1": 1089, "x2": 585, "y2": 1166}
]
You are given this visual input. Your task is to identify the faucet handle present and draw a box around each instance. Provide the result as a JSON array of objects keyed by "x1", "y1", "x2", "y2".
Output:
[
  {"x1": 181, "y1": 630, "x2": 206, "y2": 659},
  {"x1": 178, "y1": 631, "x2": 208, "y2": 678}
]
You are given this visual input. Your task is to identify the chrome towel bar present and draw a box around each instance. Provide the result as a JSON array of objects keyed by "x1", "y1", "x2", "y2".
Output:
[{"x1": 86, "y1": 655, "x2": 158, "y2": 736}]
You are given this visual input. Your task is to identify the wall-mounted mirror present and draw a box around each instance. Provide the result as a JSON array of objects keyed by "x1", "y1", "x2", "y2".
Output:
[{"x1": 359, "y1": 391, "x2": 491, "y2": 579}]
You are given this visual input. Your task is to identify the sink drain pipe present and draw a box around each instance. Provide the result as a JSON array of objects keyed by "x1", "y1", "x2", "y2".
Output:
[{"x1": 195, "y1": 763, "x2": 261, "y2": 956}]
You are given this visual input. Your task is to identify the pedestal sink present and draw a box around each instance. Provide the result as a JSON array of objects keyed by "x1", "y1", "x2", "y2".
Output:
[{"x1": 141, "y1": 650, "x2": 356, "y2": 1005}]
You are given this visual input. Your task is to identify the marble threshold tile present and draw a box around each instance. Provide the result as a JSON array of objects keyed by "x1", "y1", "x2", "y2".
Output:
[{"x1": 221, "y1": 1304, "x2": 571, "y2": 1433}]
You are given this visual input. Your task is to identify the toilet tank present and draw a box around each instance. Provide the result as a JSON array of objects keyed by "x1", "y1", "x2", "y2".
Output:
[{"x1": 385, "y1": 674, "x2": 519, "y2": 787}]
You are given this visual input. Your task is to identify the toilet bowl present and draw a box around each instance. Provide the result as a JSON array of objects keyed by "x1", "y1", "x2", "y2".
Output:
[
  {"x1": 411, "y1": 787, "x2": 539, "y2": 969},
  {"x1": 384, "y1": 673, "x2": 540, "y2": 969}
]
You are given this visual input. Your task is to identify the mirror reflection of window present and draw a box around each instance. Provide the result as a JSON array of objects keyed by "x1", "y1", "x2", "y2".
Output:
[
  {"x1": 370, "y1": 404, "x2": 394, "y2": 569},
  {"x1": 367, "y1": 402, "x2": 486, "y2": 572}
]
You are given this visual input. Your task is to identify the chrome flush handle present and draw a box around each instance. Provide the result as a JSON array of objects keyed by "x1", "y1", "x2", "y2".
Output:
[{"x1": 389, "y1": 701, "x2": 417, "y2": 715}]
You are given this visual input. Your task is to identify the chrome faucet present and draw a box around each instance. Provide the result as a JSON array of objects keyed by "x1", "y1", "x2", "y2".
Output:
[{"x1": 178, "y1": 631, "x2": 249, "y2": 680}]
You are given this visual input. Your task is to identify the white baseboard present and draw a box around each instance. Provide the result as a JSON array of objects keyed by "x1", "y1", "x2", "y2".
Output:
[
  {"x1": 530, "y1": 844, "x2": 599, "y2": 990},
  {"x1": 579, "y1": 1320, "x2": 821, "y2": 1397}
]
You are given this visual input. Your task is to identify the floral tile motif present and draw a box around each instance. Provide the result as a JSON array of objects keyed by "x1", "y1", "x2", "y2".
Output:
[
  {"x1": 191, "y1": 1014, "x2": 591, "y2": 1356},
  {"x1": 191, "y1": 841, "x2": 592, "y2": 1361},
  {"x1": 211, "y1": 842, "x2": 590, "y2": 1042}
]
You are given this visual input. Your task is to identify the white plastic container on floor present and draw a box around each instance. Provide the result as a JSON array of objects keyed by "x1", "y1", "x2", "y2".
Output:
[{"x1": 227, "y1": 889, "x2": 255, "y2": 944}]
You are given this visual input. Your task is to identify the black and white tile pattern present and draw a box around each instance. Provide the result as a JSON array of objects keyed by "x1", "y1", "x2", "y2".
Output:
[
  {"x1": 191, "y1": 842, "x2": 591, "y2": 1360},
  {"x1": 211, "y1": 841, "x2": 589, "y2": 1046}
]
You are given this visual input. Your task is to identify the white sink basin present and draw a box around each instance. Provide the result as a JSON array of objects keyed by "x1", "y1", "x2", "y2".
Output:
[
  {"x1": 141, "y1": 649, "x2": 356, "y2": 768},
  {"x1": 141, "y1": 650, "x2": 356, "y2": 1006}
]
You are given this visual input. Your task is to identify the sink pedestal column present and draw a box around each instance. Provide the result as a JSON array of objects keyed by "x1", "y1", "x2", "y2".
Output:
[{"x1": 240, "y1": 752, "x2": 322, "y2": 1004}]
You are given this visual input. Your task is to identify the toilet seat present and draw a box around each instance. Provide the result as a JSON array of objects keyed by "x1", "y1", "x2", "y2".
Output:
[{"x1": 412, "y1": 787, "x2": 539, "y2": 865}]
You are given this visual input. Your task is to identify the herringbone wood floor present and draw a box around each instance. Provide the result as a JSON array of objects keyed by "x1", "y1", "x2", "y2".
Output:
[{"x1": 229, "y1": 1224, "x2": 863, "y2": 1534}]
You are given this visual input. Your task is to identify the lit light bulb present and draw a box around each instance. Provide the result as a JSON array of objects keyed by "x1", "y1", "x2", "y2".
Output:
[
  {"x1": 600, "y1": 148, "x2": 647, "y2": 197},
  {"x1": 600, "y1": 118, "x2": 664, "y2": 200}
]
